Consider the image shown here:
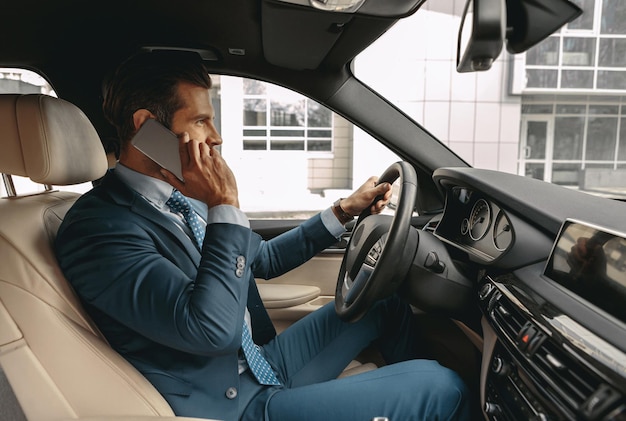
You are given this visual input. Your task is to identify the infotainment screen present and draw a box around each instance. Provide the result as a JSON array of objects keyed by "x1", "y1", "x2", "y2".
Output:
[{"x1": 545, "y1": 219, "x2": 626, "y2": 325}]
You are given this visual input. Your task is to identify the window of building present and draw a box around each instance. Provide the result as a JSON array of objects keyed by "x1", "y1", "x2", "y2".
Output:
[
  {"x1": 526, "y1": 69, "x2": 558, "y2": 88},
  {"x1": 522, "y1": 104, "x2": 555, "y2": 114},
  {"x1": 599, "y1": 38, "x2": 626, "y2": 67},
  {"x1": 241, "y1": 79, "x2": 333, "y2": 152},
  {"x1": 567, "y1": 0, "x2": 595, "y2": 30},
  {"x1": 554, "y1": 116, "x2": 584, "y2": 160},
  {"x1": 586, "y1": 115, "x2": 618, "y2": 160},
  {"x1": 601, "y1": 0, "x2": 626, "y2": 34},
  {"x1": 561, "y1": 70, "x2": 594, "y2": 88},
  {"x1": 597, "y1": 70, "x2": 626, "y2": 89},
  {"x1": 526, "y1": 37, "x2": 560, "y2": 65},
  {"x1": 525, "y1": 0, "x2": 626, "y2": 93},
  {"x1": 562, "y1": 37, "x2": 595, "y2": 66},
  {"x1": 521, "y1": 98, "x2": 626, "y2": 191}
]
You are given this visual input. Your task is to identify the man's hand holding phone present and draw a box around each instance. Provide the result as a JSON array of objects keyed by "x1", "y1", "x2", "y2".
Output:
[
  {"x1": 163, "y1": 133, "x2": 240, "y2": 209},
  {"x1": 131, "y1": 119, "x2": 239, "y2": 209}
]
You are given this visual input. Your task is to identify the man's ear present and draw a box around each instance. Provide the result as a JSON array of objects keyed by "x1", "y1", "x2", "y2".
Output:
[{"x1": 132, "y1": 109, "x2": 156, "y2": 131}]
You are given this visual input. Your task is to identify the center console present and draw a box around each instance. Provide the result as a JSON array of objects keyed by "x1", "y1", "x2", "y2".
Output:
[
  {"x1": 476, "y1": 219, "x2": 626, "y2": 420},
  {"x1": 478, "y1": 273, "x2": 626, "y2": 421}
]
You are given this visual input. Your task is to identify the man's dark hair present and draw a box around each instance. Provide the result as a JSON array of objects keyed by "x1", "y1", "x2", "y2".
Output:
[{"x1": 102, "y1": 50, "x2": 212, "y2": 145}]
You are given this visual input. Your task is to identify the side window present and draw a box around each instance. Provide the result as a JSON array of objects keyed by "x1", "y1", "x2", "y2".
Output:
[
  {"x1": 241, "y1": 79, "x2": 332, "y2": 152},
  {"x1": 211, "y1": 75, "x2": 400, "y2": 219},
  {"x1": 0, "y1": 68, "x2": 93, "y2": 197}
]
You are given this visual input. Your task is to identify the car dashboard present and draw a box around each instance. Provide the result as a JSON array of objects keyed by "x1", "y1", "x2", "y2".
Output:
[{"x1": 429, "y1": 167, "x2": 626, "y2": 421}]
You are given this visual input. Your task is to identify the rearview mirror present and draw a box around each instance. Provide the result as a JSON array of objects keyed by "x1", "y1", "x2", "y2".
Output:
[{"x1": 456, "y1": 0, "x2": 505, "y2": 73}]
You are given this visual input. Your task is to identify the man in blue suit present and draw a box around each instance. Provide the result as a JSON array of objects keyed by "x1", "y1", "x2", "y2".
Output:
[{"x1": 55, "y1": 51, "x2": 469, "y2": 421}]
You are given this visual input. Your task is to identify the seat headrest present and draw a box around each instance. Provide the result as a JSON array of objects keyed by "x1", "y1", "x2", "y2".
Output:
[{"x1": 0, "y1": 94, "x2": 107, "y2": 185}]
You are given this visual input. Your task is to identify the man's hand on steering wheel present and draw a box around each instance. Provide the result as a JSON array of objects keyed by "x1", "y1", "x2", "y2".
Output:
[
  {"x1": 335, "y1": 162, "x2": 419, "y2": 323},
  {"x1": 338, "y1": 177, "x2": 392, "y2": 219}
]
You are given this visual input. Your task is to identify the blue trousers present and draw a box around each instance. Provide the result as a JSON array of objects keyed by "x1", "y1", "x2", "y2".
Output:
[{"x1": 240, "y1": 296, "x2": 470, "y2": 421}]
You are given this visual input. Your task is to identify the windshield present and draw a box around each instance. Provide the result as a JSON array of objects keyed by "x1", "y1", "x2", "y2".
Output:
[
  {"x1": 3, "y1": 0, "x2": 625, "y2": 212},
  {"x1": 355, "y1": 0, "x2": 626, "y2": 199}
]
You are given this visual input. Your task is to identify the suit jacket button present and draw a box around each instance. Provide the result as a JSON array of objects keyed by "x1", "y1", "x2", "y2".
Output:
[
  {"x1": 225, "y1": 387, "x2": 238, "y2": 399},
  {"x1": 235, "y1": 268, "x2": 244, "y2": 278}
]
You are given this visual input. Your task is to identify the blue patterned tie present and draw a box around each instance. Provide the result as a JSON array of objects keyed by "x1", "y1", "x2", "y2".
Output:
[
  {"x1": 166, "y1": 190, "x2": 205, "y2": 248},
  {"x1": 167, "y1": 190, "x2": 280, "y2": 386},
  {"x1": 241, "y1": 321, "x2": 281, "y2": 385}
]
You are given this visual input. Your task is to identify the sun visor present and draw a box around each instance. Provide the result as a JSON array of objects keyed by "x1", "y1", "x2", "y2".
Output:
[{"x1": 262, "y1": 1, "x2": 352, "y2": 70}]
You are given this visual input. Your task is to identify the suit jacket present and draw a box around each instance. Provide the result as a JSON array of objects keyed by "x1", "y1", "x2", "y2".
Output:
[{"x1": 55, "y1": 171, "x2": 338, "y2": 420}]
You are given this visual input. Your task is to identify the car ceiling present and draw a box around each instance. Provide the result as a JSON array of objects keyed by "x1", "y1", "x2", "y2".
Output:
[{"x1": 1, "y1": 0, "x2": 423, "y2": 138}]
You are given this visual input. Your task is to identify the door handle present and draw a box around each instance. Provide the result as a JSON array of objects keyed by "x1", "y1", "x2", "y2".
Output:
[{"x1": 524, "y1": 146, "x2": 532, "y2": 159}]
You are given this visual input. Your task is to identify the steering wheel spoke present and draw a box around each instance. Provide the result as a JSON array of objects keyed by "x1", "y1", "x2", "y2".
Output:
[
  {"x1": 335, "y1": 161, "x2": 420, "y2": 322},
  {"x1": 343, "y1": 263, "x2": 373, "y2": 305}
]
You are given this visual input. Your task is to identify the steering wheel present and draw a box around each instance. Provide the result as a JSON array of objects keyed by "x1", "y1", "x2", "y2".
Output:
[{"x1": 335, "y1": 161, "x2": 419, "y2": 322}]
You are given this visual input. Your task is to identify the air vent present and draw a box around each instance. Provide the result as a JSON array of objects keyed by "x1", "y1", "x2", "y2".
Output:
[
  {"x1": 423, "y1": 218, "x2": 440, "y2": 233},
  {"x1": 489, "y1": 292, "x2": 527, "y2": 344},
  {"x1": 532, "y1": 340, "x2": 604, "y2": 416}
]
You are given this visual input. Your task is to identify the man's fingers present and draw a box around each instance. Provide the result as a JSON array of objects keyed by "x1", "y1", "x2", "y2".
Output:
[
  {"x1": 372, "y1": 182, "x2": 391, "y2": 203},
  {"x1": 378, "y1": 182, "x2": 391, "y2": 195},
  {"x1": 186, "y1": 138, "x2": 211, "y2": 169},
  {"x1": 178, "y1": 132, "x2": 191, "y2": 167}
]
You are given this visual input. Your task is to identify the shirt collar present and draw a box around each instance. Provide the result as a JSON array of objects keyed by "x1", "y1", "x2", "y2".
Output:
[{"x1": 114, "y1": 163, "x2": 173, "y2": 209}]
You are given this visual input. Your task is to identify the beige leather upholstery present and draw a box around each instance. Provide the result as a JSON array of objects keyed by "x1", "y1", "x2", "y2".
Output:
[
  {"x1": 0, "y1": 94, "x2": 107, "y2": 185},
  {"x1": 256, "y1": 284, "x2": 321, "y2": 309},
  {"x1": 0, "y1": 94, "x2": 190, "y2": 420}
]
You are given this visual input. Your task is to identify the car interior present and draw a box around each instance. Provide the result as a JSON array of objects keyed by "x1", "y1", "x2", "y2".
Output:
[{"x1": 1, "y1": 0, "x2": 626, "y2": 420}]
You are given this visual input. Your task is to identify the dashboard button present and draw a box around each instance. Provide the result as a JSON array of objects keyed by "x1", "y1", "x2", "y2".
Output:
[
  {"x1": 491, "y1": 356, "x2": 510, "y2": 376},
  {"x1": 484, "y1": 402, "x2": 502, "y2": 416},
  {"x1": 424, "y1": 251, "x2": 445, "y2": 273},
  {"x1": 479, "y1": 282, "x2": 494, "y2": 300}
]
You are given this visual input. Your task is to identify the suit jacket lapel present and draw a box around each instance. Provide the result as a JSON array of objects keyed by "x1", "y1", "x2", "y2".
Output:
[{"x1": 100, "y1": 171, "x2": 202, "y2": 262}]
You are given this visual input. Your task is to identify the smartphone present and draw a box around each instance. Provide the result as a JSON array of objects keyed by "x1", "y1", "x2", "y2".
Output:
[{"x1": 131, "y1": 119, "x2": 184, "y2": 181}]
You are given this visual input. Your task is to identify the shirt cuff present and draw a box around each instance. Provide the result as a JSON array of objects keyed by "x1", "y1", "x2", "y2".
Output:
[
  {"x1": 206, "y1": 205, "x2": 250, "y2": 228},
  {"x1": 321, "y1": 207, "x2": 347, "y2": 239}
]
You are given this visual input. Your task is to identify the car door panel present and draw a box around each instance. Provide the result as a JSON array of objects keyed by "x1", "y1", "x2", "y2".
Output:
[
  {"x1": 251, "y1": 217, "x2": 432, "y2": 332},
  {"x1": 251, "y1": 219, "x2": 343, "y2": 331}
]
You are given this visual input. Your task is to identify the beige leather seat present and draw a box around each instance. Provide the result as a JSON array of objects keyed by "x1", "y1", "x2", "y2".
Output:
[{"x1": 0, "y1": 94, "x2": 210, "y2": 421}]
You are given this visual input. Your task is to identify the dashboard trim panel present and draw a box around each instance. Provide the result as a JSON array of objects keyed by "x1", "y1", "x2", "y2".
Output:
[{"x1": 479, "y1": 274, "x2": 626, "y2": 420}]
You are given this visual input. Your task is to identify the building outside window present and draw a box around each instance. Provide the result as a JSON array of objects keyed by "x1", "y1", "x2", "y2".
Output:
[
  {"x1": 241, "y1": 78, "x2": 333, "y2": 152},
  {"x1": 525, "y1": 0, "x2": 626, "y2": 92},
  {"x1": 520, "y1": 0, "x2": 626, "y2": 195},
  {"x1": 217, "y1": 75, "x2": 359, "y2": 215},
  {"x1": 520, "y1": 98, "x2": 626, "y2": 186}
]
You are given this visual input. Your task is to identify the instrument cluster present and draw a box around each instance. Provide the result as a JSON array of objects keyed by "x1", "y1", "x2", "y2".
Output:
[{"x1": 434, "y1": 186, "x2": 514, "y2": 263}]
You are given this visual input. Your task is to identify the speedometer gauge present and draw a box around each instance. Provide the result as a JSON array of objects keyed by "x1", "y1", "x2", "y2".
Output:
[{"x1": 469, "y1": 199, "x2": 491, "y2": 241}]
